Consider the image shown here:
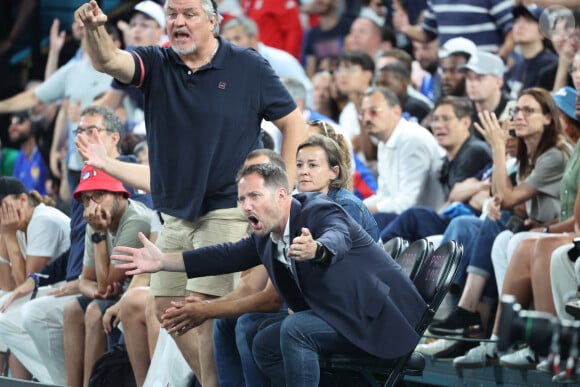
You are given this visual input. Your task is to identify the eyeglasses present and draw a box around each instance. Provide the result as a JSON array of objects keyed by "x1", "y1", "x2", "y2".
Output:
[
  {"x1": 512, "y1": 106, "x2": 541, "y2": 117},
  {"x1": 307, "y1": 120, "x2": 330, "y2": 137},
  {"x1": 358, "y1": 106, "x2": 386, "y2": 121},
  {"x1": 80, "y1": 190, "x2": 108, "y2": 206},
  {"x1": 73, "y1": 126, "x2": 111, "y2": 136}
]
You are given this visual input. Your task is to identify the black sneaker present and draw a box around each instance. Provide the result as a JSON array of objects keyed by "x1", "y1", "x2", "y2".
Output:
[
  {"x1": 565, "y1": 299, "x2": 580, "y2": 320},
  {"x1": 429, "y1": 307, "x2": 482, "y2": 336}
]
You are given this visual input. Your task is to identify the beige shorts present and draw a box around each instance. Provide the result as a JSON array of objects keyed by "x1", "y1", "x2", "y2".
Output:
[{"x1": 149, "y1": 207, "x2": 249, "y2": 297}]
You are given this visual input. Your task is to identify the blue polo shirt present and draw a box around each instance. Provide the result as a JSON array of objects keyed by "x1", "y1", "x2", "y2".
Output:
[{"x1": 125, "y1": 37, "x2": 296, "y2": 221}]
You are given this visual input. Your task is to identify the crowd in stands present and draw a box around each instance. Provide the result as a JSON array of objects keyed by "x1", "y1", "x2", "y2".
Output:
[{"x1": 1, "y1": 0, "x2": 580, "y2": 386}]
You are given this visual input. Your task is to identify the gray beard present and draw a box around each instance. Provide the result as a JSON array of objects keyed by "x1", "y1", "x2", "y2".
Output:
[{"x1": 171, "y1": 43, "x2": 197, "y2": 56}]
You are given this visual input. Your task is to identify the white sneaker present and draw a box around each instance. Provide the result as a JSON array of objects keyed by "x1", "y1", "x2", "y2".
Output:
[
  {"x1": 500, "y1": 347, "x2": 539, "y2": 370},
  {"x1": 453, "y1": 341, "x2": 499, "y2": 368},
  {"x1": 536, "y1": 358, "x2": 551, "y2": 373},
  {"x1": 416, "y1": 339, "x2": 455, "y2": 356}
]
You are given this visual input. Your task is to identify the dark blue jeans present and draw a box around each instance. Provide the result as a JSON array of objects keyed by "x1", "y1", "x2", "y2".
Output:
[
  {"x1": 441, "y1": 214, "x2": 508, "y2": 302},
  {"x1": 380, "y1": 206, "x2": 451, "y2": 242},
  {"x1": 252, "y1": 311, "x2": 367, "y2": 387},
  {"x1": 441, "y1": 215, "x2": 483, "y2": 300},
  {"x1": 213, "y1": 318, "x2": 242, "y2": 387},
  {"x1": 214, "y1": 312, "x2": 288, "y2": 387},
  {"x1": 373, "y1": 212, "x2": 399, "y2": 231}
]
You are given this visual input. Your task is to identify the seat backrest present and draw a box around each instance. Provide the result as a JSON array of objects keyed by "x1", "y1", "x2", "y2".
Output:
[
  {"x1": 383, "y1": 236, "x2": 408, "y2": 260},
  {"x1": 413, "y1": 240, "x2": 462, "y2": 309},
  {"x1": 395, "y1": 238, "x2": 432, "y2": 280}
]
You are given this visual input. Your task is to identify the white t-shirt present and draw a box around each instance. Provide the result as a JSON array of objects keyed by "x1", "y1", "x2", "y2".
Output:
[{"x1": 26, "y1": 204, "x2": 71, "y2": 263}]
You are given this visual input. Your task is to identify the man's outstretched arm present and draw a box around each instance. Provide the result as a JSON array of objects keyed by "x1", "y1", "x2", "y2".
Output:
[{"x1": 75, "y1": 0, "x2": 135, "y2": 83}]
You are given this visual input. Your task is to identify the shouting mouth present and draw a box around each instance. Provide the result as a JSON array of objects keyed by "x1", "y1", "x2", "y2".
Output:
[{"x1": 247, "y1": 215, "x2": 262, "y2": 231}]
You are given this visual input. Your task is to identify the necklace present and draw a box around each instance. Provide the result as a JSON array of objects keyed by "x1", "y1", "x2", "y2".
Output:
[{"x1": 191, "y1": 39, "x2": 219, "y2": 71}]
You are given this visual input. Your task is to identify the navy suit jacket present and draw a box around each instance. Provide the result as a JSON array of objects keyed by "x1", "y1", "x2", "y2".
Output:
[{"x1": 183, "y1": 192, "x2": 426, "y2": 359}]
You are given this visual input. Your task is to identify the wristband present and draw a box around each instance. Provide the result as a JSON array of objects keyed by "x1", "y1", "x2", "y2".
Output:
[
  {"x1": 27, "y1": 273, "x2": 40, "y2": 289},
  {"x1": 28, "y1": 273, "x2": 40, "y2": 299}
]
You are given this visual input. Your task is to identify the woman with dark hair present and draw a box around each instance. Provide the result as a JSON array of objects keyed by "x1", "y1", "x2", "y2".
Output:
[
  {"x1": 421, "y1": 88, "x2": 571, "y2": 359},
  {"x1": 449, "y1": 86, "x2": 580, "y2": 369}
]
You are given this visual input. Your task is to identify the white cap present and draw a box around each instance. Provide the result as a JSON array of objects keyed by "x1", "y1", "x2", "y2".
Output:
[
  {"x1": 438, "y1": 37, "x2": 477, "y2": 59},
  {"x1": 459, "y1": 51, "x2": 505, "y2": 77},
  {"x1": 134, "y1": 1, "x2": 165, "y2": 29}
]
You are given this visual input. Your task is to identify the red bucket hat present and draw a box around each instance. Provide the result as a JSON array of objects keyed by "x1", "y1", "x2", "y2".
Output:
[{"x1": 73, "y1": 165, "x2": 130, "y2": 202}]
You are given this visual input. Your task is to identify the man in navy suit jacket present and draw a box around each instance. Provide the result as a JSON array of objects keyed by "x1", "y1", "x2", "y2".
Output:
[{"x1": 115, "y1": 163, "x2": 426, "y2": 386}]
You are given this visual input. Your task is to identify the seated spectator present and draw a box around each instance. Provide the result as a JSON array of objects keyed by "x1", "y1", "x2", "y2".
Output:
[
  {"x1": 461, "y1": 51, "x2": 513, "y2": 141},
  {"x1": 438, "y1": 37, "x2": 477, "y2": 98},
  {"x1": 375, "y1": 62, "x2": 431, "y2": 123},
  {"x1": 491, "y1": 87, "x2": 580, "y2": 292},
  {"x1": 361, "y1": 87, "x2": 444, "y2": 229},
  {"x1": 8, "y1": 111, "x2": 48, "y2": 195},
  {"x1": 551, "y1": 242, "x2": 580, "y2": 322},
  {"x1": 63, "y1": 166, "x2": 152, "y2": 387},
  {"x1": 347, "y1": 17, "x2": 383, "y2": 58},
  {"x1": 424, "y1": 88, "x2": 570, "y2": 359},
  {"x1": 0, "y1": 177, "x2": 70, "y2": 381},
  {"x1": 537, "y1": 8, "x2": 580, "y2": 91},
  {"x1": 311, "y1": 71, "x2": 341, "y2": 123},
  {"x1": 307, "y1": 120, "x2": 377, "y2": 200},
  {"x1": 335, "y1": 51, "x2": 375, "y2": 143},
  {"x1": 451, "y1": 87, "x2": 580, "y2": 369},
  {"x1": 375, "y1": 48, "x2": 433, "y2": 109},
  {"x1": 411, "y1": 38, "x2": 441, "y2": 102},
  {"x1": 504, "y1": 4, "x2": 558, "y2": 99},
  {"x1": 380, "y1": 96, "x2": 492, "y2": 242}
]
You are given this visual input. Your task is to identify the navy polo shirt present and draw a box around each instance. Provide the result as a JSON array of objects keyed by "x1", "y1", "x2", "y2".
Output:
[{"x1": 125, "y1": 37, "x2": 296, "y2": 221}]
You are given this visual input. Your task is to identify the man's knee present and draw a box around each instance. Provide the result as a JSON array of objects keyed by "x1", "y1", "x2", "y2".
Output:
[
  {"x1": 21, "y1": 299, "x2": 47, "y2": 329},
  {"x1": 121, "y1": 287, "x2": 148, "y2": 316},
  {"x1": 85, "y1": 301, "x2": 103, "y2": 330},
  {"x1": 62, "y1": 299, "x2": 83, "y2": 328}
]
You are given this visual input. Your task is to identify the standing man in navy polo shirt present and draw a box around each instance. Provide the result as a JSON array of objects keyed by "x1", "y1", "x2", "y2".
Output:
[{"x1": 74, "y1": 0, "x2": 307, "y2": 385}]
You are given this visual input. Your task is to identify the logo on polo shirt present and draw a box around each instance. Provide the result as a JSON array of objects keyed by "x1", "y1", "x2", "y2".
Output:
[{"x1": 218, "y1": 82, "x2": 227, "y2": 90}]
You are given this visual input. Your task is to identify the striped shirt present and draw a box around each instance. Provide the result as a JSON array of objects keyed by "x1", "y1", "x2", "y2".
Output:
[{"x1": 422, "y1": 0, "x2": 514, "y2": 52}]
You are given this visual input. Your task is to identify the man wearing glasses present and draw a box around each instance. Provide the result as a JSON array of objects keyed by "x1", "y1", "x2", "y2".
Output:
[{"x1": 61, "y1": 164, "x2": 152, "y2": 387}]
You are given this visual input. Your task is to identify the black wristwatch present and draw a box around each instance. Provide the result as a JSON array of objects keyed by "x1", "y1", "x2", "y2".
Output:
[
  {"x1": 91, "y1": 232, "x2": 107, "y2": 244},
  {"x1": 312, "y1": 241, "x2": 330, "y2": 266}
]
